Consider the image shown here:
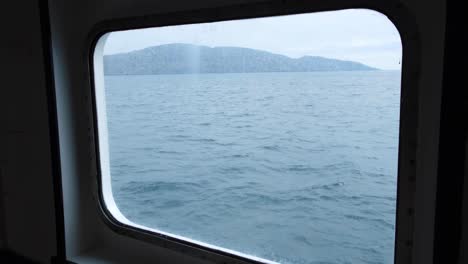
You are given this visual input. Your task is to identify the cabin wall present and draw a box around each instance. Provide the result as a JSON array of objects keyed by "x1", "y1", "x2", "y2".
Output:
[
  {"x1": 48, "y1": 0, "x2": 447, "y2": 263},
  {"x1": 0, "y1": 1, "x2": 57, "y2": 262},
  {"x1": 0, "y1": 0, "x2": 462, "y2": 263}
]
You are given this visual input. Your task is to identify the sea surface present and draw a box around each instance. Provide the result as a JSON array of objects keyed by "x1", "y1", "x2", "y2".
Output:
[{"x1": 104, "y1": 71, "x2": 401, "y2": 264}]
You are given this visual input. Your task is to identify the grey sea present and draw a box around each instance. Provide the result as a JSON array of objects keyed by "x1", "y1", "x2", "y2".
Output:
[{"x1": 104, "y1": 70, "x2": 401, "y2": 264}]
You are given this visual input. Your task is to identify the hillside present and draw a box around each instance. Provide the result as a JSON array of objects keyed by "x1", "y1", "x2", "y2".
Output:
[{"x1": 103, "y1": 43, "x2": 377, "y2": 75}]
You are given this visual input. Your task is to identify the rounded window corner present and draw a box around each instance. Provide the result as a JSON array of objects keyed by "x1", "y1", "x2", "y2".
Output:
[{"x1": 87, "y1": 3, "x2": 413, "y2": 264}]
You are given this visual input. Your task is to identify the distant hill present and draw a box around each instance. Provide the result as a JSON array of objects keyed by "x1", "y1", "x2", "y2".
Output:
[{"x1": 103, "y1": 43, "x2": 378, "y2": 75}]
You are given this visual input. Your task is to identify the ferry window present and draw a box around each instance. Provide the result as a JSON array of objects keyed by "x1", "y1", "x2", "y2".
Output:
[{"x1": 93, "y1": 9, "x2": 402, "y2": 264}]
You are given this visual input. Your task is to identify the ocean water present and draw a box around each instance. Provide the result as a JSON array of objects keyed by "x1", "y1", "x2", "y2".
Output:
[{"x1": 104, "y1": 71, "x2": 401, "y2": 264}]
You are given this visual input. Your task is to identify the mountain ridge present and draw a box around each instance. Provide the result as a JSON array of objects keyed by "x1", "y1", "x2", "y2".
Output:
[{"x1": 103, "y1": 43, "x2": 378, "y2": 75}]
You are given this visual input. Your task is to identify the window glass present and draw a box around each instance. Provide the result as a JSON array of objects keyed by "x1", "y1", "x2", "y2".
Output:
[{"x1": 95, "y1": 9, "x2": 402, "y2": 264}]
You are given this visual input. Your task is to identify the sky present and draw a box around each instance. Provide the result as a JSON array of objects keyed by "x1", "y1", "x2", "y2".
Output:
[{"x1": 103, "y1": 9, "x2": 402, "y2": 70}]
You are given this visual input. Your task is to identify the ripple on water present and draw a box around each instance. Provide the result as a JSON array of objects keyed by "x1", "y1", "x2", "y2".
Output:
[
  {"x1": 260, "y1": 144, "x2": 281, "y2": 151},
  {"x1": 106, "y1": 71, "x2": 401, "y2": 264},
  {"x1": 120, "y1": 181, "x2": 203, "y2": 194}
]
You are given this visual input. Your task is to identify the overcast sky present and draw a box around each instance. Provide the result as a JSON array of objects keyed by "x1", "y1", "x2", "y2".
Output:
[{"x1": 103, "y1": 9, "x2": 402, "y2": 70}]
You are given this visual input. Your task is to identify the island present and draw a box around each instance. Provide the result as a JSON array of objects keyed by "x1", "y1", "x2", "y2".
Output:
[{"x1": 104, "y1": 43, "x2": 378, "y2": 75}]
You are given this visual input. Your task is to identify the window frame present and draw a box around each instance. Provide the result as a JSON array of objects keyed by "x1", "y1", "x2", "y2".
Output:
[{"x1": 87, "y1": 1, "x2": 420, "y2": 263}]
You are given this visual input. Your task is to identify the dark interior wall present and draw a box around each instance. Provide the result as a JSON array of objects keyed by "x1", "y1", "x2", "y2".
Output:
[
  {"x1": 432, "y1": 0, "x2": 468, "y2": 262},
  {"x1": 460, "y1": 144, "x2": 468, "y2": 264},
  {"x1": 0, "y1": 1, "x2": 57, "y2": 262}
]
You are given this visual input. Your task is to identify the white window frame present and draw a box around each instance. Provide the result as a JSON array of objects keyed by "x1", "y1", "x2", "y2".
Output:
[
  {"x1": 50, "y1": 0, "x2": 448, "y2": 263},
  {"x1": 90, "y1": 5, "x2": 416, "y2": 263}
]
